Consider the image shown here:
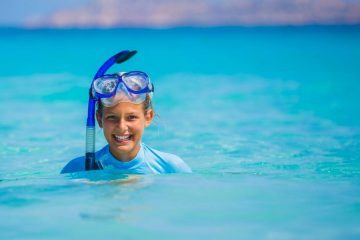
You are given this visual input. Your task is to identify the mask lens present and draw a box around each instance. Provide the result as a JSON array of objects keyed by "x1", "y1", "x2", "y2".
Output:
[
  {"x1": 93, "y1": 76, "x2": 118, "y2": 95},
  {"x1": 122, "y1": 72, "x2": 149, "y2": 91}
]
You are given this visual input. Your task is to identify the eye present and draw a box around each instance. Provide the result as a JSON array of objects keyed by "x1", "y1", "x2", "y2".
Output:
[
  {"x1": 105, "y1": 115, "x2": 118, "y2": 121},
  {"x1": 127, "y1": 115, "x2": 138, "y2": 121}
]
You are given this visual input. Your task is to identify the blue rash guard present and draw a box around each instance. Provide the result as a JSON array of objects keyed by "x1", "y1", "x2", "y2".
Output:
[{"x1": 61, "y1": 143, "x2": 192, "y2": 174}]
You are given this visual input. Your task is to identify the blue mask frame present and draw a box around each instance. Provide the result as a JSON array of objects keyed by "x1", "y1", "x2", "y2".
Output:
[
  {"x1": 85, "y1": 50, "x2": 137, "y2": 171},
  {"x1": 92, "y1": 71, "x2": 153, "y2": 100}
]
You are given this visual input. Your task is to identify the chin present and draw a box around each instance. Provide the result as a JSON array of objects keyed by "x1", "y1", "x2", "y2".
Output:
[
  {"x1": 109, "y1": 138, "x2": 140, "y2": 157},
  {"x1": 115, "y1": 144, "x2": 133, "y2": 152},
  {"x1": 111, "y1": 141, "x2": 133, "y2": 151}
]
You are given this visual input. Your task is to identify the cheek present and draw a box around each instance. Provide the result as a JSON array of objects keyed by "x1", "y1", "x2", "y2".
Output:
[
  {"x1": 102, "y1": 122, "x2": 115, "y2": 134},
  {"x1": 130, "y1": 120, "x2": 146, "y2": 134}
]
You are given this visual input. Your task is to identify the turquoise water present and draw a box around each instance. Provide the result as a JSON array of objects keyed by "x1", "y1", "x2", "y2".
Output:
[{"x1": 1, "y1": 26, "x2": 360, "y2": 239}]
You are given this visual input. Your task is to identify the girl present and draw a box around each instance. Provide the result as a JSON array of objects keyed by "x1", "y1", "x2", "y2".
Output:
[{"x1": 61, "y1": 51, "x2": 191, "y2": 174}]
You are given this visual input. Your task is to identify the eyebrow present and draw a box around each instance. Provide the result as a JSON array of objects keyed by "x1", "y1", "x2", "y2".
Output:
[
  {"x1": 104, "y1": 112, "x2": 117, "y2": 115},
  {"x1": 105, "y1": 111, "x2": 140, "y2": 115}
]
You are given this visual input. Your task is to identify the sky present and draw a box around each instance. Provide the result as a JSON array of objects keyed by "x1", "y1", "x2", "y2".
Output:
[{"x1": 0, "y1": 0, "x2": 359, "y2": 28}]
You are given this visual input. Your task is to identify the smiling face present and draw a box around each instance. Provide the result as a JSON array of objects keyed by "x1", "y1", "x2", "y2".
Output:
[{"x1": 96, "y1": 101, "x2": 154, "y2": 162}]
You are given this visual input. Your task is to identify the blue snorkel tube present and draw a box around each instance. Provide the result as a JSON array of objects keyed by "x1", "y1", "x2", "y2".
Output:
[{"x1": 85, "y1": 50, "x2": 137, "y2": 171}]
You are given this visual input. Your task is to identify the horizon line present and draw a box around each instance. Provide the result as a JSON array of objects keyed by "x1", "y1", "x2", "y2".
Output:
[{"x1": 1, "y1": 23, "x2": 360, "y2": 31}]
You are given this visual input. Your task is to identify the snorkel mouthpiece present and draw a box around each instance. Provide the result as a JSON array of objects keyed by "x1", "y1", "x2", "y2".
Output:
[
  {"x1": 115, "y1": 50, "x2": 137, "y2": 64},
  {"x1": 85, "y1": 50, "x2": 137, "y2": 171}
]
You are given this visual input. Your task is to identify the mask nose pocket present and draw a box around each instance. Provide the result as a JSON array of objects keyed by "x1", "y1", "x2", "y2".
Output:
[{"x1": 102, "y1": 82, "x2": 137, "y2": 106}]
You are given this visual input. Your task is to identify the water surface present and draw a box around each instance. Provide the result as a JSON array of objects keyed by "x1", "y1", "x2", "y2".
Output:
[{"x1": 0, "y1": 26, "x2": 359, "y2": 239}]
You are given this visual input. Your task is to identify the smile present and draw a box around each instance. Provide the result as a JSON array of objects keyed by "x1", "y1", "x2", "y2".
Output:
[{"x1": 113, "y1": 134, "x2": 132, "y2": 143}]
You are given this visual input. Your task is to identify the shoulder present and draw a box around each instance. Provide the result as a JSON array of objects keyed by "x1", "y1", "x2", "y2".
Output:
[
  {"x1": 61, "y1": 145, "x2": 108, "y2": 174},
  {"x1": 143, "y1": 144, "x2": 192, "y2": 173},
  {"x1": 60, "y1": 155, "x2": 85, "y2": 174}
]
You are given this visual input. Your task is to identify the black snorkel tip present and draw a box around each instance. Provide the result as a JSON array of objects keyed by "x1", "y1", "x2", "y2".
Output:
[{"x1": 115, "y1": 50, "x2": 137, "y2": 64}]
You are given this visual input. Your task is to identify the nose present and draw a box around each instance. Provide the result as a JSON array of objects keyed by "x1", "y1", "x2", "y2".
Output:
[{"x1": 117, "y1": 118, "x2": 128, "y2": 132}]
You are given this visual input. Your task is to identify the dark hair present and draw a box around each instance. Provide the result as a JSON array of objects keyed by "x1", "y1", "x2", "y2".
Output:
[{"x1": 97, "y1": 94, "x2": 153, "y2": 116}]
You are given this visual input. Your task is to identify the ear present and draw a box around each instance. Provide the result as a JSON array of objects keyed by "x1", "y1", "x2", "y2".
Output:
[
  {"x1": 144, "y1": 109, "x2": 154, "y2": 128},
  {"x1": 96, "y1": 111, "x2": 103, "y2": 128}
]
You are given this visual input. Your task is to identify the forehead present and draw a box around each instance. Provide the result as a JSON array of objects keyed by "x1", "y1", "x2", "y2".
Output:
[{"x1": 103, "y1": 102, "x2": 143, "y2": 114}]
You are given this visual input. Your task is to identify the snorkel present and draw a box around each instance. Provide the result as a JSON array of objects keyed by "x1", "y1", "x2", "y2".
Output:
[{"x1": 85, "y1": 50, "x2": 137, "y2": 171}]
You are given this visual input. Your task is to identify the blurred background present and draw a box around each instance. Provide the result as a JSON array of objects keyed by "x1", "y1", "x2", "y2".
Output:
[
  {"x1": 1, "y1": 1, "x2": 360, "y2": 239},
  {"x1": 1, "y1": 0, "x2": 360, "y2": 28}
]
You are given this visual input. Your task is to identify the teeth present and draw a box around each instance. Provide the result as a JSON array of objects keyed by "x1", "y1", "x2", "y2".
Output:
[{"x1": 114, "y1": 135, "x2": 130, "y2": 141}]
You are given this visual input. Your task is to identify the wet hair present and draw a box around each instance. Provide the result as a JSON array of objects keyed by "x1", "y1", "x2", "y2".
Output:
[{"x1": 97, "y1": 94, "x2": 153, "y2": 117}]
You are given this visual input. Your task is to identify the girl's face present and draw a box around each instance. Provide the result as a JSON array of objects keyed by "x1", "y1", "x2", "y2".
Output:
[{"x1": 96, "y1": 102, "x2": 154, "y2": 161}]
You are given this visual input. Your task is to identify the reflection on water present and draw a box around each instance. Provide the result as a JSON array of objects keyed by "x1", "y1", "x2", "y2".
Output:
[{"x1": 70, "y1": 171, "x2": 149, "y2": 186}]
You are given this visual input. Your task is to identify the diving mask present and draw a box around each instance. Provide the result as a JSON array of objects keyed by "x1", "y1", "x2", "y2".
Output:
[{"x1": 92, "y1": 71, "x2": 154, "y2": 107}]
